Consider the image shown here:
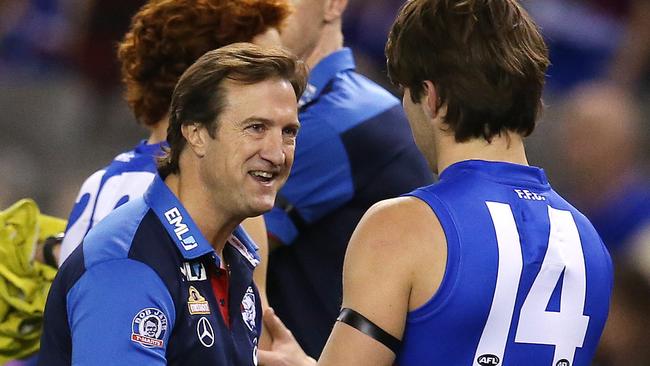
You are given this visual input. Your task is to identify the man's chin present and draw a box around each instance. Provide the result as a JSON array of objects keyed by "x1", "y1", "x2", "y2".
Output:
[{"x1": 247, "y1": 198, "x2": 276, "y2": 216}]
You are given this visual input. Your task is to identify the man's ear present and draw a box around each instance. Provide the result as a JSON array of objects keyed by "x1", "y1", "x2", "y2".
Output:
[
  {"x1": 181, "y1": 123, "x2": 208, "y2": 158},
  {"x1": 324, "y1": 0, "x2": 348, "y2": 22},
  {"x1": 422, "y1": 80, "x2": 439, "y2": 119}
]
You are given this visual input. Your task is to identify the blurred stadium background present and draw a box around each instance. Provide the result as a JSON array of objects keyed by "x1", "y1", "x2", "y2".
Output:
[{"x1": 1, "y1": 0, "x2": 649, "y2": 364}]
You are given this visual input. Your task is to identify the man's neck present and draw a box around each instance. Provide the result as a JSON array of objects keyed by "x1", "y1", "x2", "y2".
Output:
[
  {"x1": 147, "y1": 117, "x2": 169, "y2": 144},
  {"x1": 435, "y1": 131, "x2": 529, "y2": 175},
  {"x1": 164, "y1": 173, "x2": 240, "y2": 260},
  {"x1": 305, "y1": 21, "x2": 344, "y2": 69}
]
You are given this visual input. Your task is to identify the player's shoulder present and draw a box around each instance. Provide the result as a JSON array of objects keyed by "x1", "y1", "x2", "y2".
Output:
[
  {"x1": 347, "y1": 70, "x2": 399, "y2": 102},
  {"x1": 352, "y1": 196, "x2": 444, "y2": 254},
  {"x1": 107, "y1": 144, "x2": 159, "y2": 173},
  {"x1": 304, "y1": 69, "x2": 400, "y2": 127},
  {"x1": 333, "y1": 70, "x2": 399, "y2": 112},
  {"x1": 76, "y1": 168, "x2": 107, "y2": 191}
]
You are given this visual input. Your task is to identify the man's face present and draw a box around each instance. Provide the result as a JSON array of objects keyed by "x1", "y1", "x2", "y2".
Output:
[
  {"x1": 145, "y1": 320, "x2": 158, "y2": 337},
  {"x1": 281, "y1": 0, "x2": 324, "y2": 60},
  {"x1": 198, "y1": 78, "x2": 299, "y2": 219}
]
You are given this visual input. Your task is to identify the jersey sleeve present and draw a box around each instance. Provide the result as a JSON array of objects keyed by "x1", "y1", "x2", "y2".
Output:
[
  {"x1": 59, "y1": 170, "x2": 105, "y2": 266},
  {"x1": 66, "y1": 259, "x2": 176, "y2": 365}
]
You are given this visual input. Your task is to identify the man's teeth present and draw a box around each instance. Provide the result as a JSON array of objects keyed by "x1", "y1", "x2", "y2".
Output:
[{"x1": 251, "y1": 171, "x2": 273, "y2": 179}]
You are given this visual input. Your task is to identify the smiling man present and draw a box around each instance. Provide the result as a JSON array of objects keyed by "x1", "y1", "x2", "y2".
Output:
[{"x1": 39, "y1": 43, "x2": 307, "y2": 366}]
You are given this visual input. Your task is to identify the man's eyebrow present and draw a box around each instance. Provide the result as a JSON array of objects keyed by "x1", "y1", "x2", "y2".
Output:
[
  {"x1": 239, "y1": 116, "x2": 301, "y2": 128},
  {"x1": 239, "y1": 116, "x2": 274, "y2": 125}
]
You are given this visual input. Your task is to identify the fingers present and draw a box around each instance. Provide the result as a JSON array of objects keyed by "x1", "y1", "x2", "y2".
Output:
[{"x1": 263, "y1": 307, "x2": 294, "y2": 341}]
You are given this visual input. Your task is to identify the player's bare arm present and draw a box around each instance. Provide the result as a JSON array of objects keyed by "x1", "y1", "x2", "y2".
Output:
[
  {"x1": 259, "y1": 196, "x2": 447, "y2": 366},
  {"x1": 318, "y1": 196, "x2": 446, "y2": 366}
]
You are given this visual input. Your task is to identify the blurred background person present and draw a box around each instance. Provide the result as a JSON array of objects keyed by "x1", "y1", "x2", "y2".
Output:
[
  {"x1": 556, "y1": 82, "x2": 650, "y2": 258},
  {"x1": 554, "y1": 83, "x2": 650, "y2": 366},
  {"x1": 595, "y1": 256, "x2": 650, "y2": 366}
]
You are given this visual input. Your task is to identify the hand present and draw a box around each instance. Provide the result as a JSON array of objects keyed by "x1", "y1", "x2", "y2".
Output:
[{"x1": 257, "y1": 308, "x2": 317, "y2": 366}]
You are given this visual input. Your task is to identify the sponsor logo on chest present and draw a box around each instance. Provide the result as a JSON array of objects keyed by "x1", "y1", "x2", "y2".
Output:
[
  {"x1": 187, "y1": 286, "x2": 211, "y2": 315},
  {"x1": 197, "y1": 317, "x2": 215, "y2": 348},
  {"x1": 180, "y1": 261, "x2": 207, "y2": 282}
]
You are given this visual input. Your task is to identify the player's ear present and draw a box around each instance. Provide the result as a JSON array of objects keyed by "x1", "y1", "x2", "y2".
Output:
[
  {"x1": 182, "y1": 123, "x2": 207, "y2": 158},
  {"x1": 324, "y1": 0, "x2": 348, "y2": 22},
  {"x1": 421, "y1": 81, "x2": 437, "y2": 119}
]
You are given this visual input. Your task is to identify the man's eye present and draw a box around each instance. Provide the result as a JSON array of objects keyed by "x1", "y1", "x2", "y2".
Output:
[
  {"x1": 283, "y1": 127, "x2": 299, "y2": 137},
  {"x1": 247, "y1": 124, "x2": 265, "y2": 133}
]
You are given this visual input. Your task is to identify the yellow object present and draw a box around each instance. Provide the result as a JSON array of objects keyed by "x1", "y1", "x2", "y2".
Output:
[{"x1": 0, "y1": 199, "x2": 64, "y2": 362}]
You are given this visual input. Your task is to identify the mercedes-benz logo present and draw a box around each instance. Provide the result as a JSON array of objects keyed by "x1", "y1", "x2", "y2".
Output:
[{"x1": 196, "y1": 317, "x2": 215, "y2": 347}]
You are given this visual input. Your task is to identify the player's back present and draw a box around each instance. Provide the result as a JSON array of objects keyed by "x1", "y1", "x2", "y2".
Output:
[
  {"x1": 397, "y1": 160, "x2": 612, "y2": 366},
  {"x1": 59, "y1": 140, "x2": 164, "y2": 264}
]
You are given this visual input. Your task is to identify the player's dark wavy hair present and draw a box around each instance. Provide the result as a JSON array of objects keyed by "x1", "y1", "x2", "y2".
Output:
[
  {"x1": 158, "y1": 43, "x2": 307, "y2": 177},
  {"x1": 386, "y1": 0, "x2": 550, "y2": 142},
  {"x1": 118, "y1": 0, "x2": 291, "y2": 127}
]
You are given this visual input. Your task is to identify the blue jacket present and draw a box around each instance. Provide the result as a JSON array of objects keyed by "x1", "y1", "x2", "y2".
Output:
[{"x1": 40, "y1": 174, "x2": 262, "y2": 365}]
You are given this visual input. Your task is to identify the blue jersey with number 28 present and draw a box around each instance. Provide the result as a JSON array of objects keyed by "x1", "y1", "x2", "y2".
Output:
[{"x1": 396, "y1": 160, "x2": 612, "y2": 366}]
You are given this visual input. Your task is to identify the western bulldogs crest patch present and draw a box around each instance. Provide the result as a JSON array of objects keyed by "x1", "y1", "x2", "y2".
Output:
[
  {"x1": 131, "y1": 308, "x2": 168, "y2": 348},
  {"x1": 241, "y1": 286, "x2": 257, "y2": 332}
]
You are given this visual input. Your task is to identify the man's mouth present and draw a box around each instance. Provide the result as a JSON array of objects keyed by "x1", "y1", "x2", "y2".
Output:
[{"x1": 249, "y1": 170, "x2": 277, "y2": 184}]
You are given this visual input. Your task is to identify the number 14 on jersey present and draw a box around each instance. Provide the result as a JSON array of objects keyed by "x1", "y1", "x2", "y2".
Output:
[{"x1": 474, "y1": 202, "x2": 589, "y2": 366}]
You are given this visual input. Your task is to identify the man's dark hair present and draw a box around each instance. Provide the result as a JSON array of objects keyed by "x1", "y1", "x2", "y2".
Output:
[
  {"x1": 144, "y1": 317, "x2": 159, "y2": 328},
  {"x1": 386, "y1": 0, "x2": 550, "y2": 142},
  {"x1": 158, "y1": 43, "x2": 307, "y2": 176}
]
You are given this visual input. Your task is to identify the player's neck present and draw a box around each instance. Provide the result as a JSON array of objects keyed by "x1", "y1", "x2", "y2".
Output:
[
  {"x1": 305, "y1": 23, "x2": 343, "y2": 69},
  {"x1": 147, "y1": 117, "x2": 170, "y2": 144},
  {"x1": 164, "y1": 172, "x2": 239, "y2": 259},
  {"x1": 436, "y1": 131, "x2": 529, "y2": 174}
]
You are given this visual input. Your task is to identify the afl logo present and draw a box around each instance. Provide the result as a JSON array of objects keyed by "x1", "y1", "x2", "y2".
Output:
[
  {"x1": 131, "y1": 308, "x2": 168, "y2": 348},
  {"x1": 477, "y1": 354, "x2": 500, "y2": 366},
  {"x1": 556, "y1": 360, "x2": 570, "y2": 366}
]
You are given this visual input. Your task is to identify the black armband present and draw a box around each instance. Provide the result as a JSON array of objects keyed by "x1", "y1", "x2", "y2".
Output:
[{"x1": 336, "y1": 308, "x2": 402, "y2": 354}]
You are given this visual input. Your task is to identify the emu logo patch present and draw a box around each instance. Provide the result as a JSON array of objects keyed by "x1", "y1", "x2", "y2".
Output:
[{"x1": 164, "y1": 207, "x2": 198, "y2": 250}]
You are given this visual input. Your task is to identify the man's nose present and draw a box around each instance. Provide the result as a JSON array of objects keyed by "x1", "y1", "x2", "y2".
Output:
[{"x1": 260, "y1": 130, "x2": 286, "y2": 165}]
